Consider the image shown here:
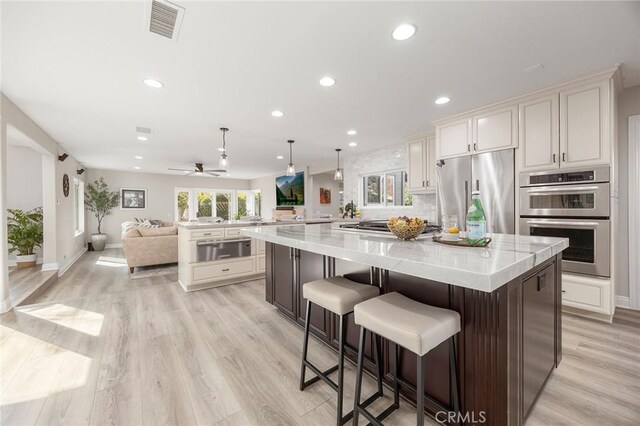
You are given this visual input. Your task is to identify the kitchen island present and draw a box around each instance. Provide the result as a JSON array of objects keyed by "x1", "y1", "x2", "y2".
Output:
[{"x1": 240, "y1": 224, "x2": 568, "y2": 426}]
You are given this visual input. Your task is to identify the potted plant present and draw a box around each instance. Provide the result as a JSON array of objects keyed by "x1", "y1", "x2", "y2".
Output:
[
  {"x1": 7, "y1": 207, "x2": 43, "y2": 268},
  {"x1": 85, "y1": 177, "x2": 119, "y2": 251}
]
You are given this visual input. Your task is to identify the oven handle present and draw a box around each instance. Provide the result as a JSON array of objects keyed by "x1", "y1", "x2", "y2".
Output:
[
  {"x1": 526, "y1": 186, "x2": 600, "y2": 195},
  {"x1": 196, "y1": 238, "x2": 251, "y2": 246},
  {"x1": 526, "y1": 220, "x2": 601, "y2": 229}
]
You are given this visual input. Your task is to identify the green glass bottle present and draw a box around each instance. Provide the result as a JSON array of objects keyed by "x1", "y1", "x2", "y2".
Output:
[{"x1": 466, "y1": 191, "x2": 486, "y2": 242}]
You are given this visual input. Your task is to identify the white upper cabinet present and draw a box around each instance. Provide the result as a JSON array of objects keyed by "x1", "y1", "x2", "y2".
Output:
[
  {"x1": 436, "y1": 118, "x2": 472, "y2": 159},
  {"x1": 407, "y1": 134, "x2": 436, "y2": 193},
  {"x1": 472, "y1": 104, "x2": 518, "y2": 153},
  {"x1": 425, "y1": 134, "x2": 437, "y2": 191},
  {"x1": 519, "y1": 94, "x2": 560, "y2": 172},
  {"x1": 560, "y1": 80, "x2": 611, "y2": 167},
  {"x1": 407, "y1": 138, "x2": 427, "y2": 191}
]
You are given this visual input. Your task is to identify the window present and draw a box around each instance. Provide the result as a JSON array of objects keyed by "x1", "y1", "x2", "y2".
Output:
[
  {"x1": 361, "y1": 170, "x2": 412, "y2": 207},
  {"x1": 175, "y1": 188, "x2": 262, "y2": 221},
  {"x1": 73, "y1": 178, "x2": 85, "y2": 235}
]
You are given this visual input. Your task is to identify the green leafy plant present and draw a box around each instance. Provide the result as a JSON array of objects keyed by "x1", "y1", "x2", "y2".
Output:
[
  {"x1": 85, "y1": 178, "x2": 119, "y2": 234},
  {"x1": 7, "y1": 207, "x2": 43, "y2": 256}
]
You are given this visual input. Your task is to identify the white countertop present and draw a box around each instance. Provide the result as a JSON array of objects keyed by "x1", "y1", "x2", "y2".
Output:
[
  {"x1": 177, "y1": 218, "x2": 354, "y2": 229},
  {"x1": 240, "y1": 224, "x2": 569, "y2": 292}
]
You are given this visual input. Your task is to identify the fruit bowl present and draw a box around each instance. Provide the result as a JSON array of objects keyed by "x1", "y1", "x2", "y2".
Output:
[{"x1": 387, "y1": 216, "x2": 426, "y2": 240}]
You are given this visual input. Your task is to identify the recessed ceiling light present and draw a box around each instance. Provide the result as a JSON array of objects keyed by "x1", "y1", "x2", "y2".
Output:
[
  {"x1": 143, "y1": 78, "x2": 164, "y2": 88},
  {"x1": 319, "y1": 76, "x2": 336, "y2": 87},
  {"x1": 272, "y1": 110, "x2": 284, "y2": 117},
  {"x1": 134, "y1": 166, "x2": 141, "y2": 170},
  {"x1": 435, "y1": 96, "x2": 450, "y2": 105},
  {"x1": 349, "y1": 142, "x2": 358, "y2": 147},
  {"x1": 137, "y1": 136, "x2": 148, "y2": 141},
  {"x1": 276, "y1": 155, "x2": 284, "y2": 159},
  {"x1": 134, "y1": 156, "x2": 143, "y2": 160},
  {"x1": 392, "y1": 24, "x2": 417, "y2": 41},
  {"x1": 347, "y1": 130, "x2": 357, "y2": 136},
  {"x1": 226, "y1": 173, "x2": 231, "y2": 177}
]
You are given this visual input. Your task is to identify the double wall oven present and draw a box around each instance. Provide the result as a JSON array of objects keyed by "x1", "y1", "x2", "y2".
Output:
[{"x1": 519, "y1": 166, "x2": 610, "y2": 277}]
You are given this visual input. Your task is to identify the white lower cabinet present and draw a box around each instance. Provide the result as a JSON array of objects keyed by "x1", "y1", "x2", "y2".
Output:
[
  {"x1": 192, "y1": 257, "x2": 255, "y2": 283},
  {"x1": 562, "y1": 273, "x2": 613, "y2": 320},
  {"x1": 178, "y1": 226, "x2": 265, "y2": 292}
]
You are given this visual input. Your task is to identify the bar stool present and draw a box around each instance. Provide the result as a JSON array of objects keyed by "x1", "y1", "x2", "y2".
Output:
[
  {"x1": 299, "y1": 276, "x2": 383, "y2": 426},
  {"x1": 352, "y1": 292, "x2": 461, "y2": 426}
]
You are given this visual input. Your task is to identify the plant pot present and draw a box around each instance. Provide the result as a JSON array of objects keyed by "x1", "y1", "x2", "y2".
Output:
[
  {"x1": 16, "y1": 254, "x2": 37, "y2": 268},
  {"x1": 91, "y1": 233, "x2": 108, "y2": 251}
]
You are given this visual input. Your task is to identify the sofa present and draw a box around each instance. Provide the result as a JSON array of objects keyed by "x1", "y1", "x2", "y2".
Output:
[{"x1": 121, "y1": 221, "x2": 178, "y2": 273}]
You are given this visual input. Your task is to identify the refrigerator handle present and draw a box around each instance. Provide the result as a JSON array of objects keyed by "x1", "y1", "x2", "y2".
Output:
[{"x1": 464, "y1": 180, "x2": 469, "y2": 215}]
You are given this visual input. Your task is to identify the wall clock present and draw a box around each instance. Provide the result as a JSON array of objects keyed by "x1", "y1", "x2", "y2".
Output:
[{"x1": 62, "y1": 173, "x2": 70, "y2": 197}]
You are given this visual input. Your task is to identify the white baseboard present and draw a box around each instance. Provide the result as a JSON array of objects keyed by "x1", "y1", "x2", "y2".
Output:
[
  {"x1": 616, "y1": 295, "x2": 631, "y2": 309},
  {"x1": 7, "y1": 257, "x2": 44, "y2": 267},
  {"x1": 105, "y1": 243, "x2": 123, "y2": 249},
  {"x1": 41, "y1": 262, "x2": 60, "y2": 272},
  {"x1": 0, "y1": 297, "x2": 11, "y2": 314},
  {"x1": 58, "y1": 247, "x2": 88, "y2": 277}
]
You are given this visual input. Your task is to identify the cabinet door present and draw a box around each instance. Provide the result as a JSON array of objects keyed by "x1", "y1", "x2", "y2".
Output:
[
  {"x1": 472, "y1": 104, "x2": 518, "y2": 153},
  {"x1": 272, "y1": 244, "x2": 295, "y2": 319},
  {"x1": 426, "y1": 135, "x2": 437, "y2": 190},
  {"x1": 297, "y1": 251, "x2": 331, "y2": 342},
  {"x1": 522, "y1": 264, "x2": 556, "y2": 417},
  {"x1": 519, "y1": 94, "x2": 560, "y2": 172},
  {"x1": 436, "y1": 118, "x2": 472, "y2": 159},
  {"x1": 560, "y1": 80, "x2": 610, "y2": 167},
  {"x1": 407, "y1": 139, "x2": 426, "y2": 191}
]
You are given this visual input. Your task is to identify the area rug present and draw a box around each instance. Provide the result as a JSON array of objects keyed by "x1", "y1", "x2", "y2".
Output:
[{"x1": 130, "y1": 263, "x2": 178, "y2": 280}]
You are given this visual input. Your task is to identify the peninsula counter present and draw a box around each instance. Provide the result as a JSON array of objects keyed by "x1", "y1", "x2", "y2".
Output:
[{"x1": 241, "y1": 224, "x2": 568, "y2": 425}]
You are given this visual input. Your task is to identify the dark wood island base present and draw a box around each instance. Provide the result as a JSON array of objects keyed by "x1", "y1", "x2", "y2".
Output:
[{"x1": 265, "y1": 243, "x2": 562, "y2": 426}]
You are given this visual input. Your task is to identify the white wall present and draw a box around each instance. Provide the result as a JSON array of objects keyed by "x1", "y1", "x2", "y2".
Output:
[
  {"x1": 309, "y1": 172, "x2": 342, "y2": 217},
  {"x1": 6, "y1": 145, "x2": 43, "y2": 262},
  {"x1": 85, "y1": 169, "x2": 251, "y2": 244},
  {"x1": 616, "y1": 85, "x2": 640, "y2": 299},
  {"x1": 343, "y1": 143, "x2": 437, "y2": 221},
  {"x1": 1, "y1": 93, "x2": 87, "y2": 280}
]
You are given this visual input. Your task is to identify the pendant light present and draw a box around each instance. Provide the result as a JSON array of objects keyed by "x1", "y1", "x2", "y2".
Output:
[
  {"x1": 218, "y1": 127, "x2": 230, "y2": 170},
  {"x1": 334, "y1": 148, "x2": 343, "y2": 181},
  {"x1": 286, "y1": 140, "x2": 296, "y2": 176}
]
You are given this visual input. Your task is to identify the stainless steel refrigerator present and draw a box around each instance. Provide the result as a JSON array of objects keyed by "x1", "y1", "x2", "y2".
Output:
[{"x1": 436, "y1": 149, "x2": 515, "y2": 234}]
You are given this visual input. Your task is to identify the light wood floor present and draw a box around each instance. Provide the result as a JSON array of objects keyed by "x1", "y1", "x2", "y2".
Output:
[
  {"x1": 8, "y1": 267, "x2": 57, "y2": 307},
  {"x1": 1, "y1": 249, "x2": 638, "y2": 426}
]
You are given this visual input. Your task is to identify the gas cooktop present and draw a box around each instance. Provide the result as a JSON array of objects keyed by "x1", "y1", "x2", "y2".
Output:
[{"x1": 339, "y1": 220, "x2": 441, "y2": 234}]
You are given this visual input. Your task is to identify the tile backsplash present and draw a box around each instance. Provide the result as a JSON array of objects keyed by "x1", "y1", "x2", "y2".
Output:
[{"x1": 343, "y1": 143, "x2": 437, "y2": 222}]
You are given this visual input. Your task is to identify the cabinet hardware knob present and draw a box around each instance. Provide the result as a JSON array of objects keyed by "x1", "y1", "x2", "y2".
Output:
[
  {"x1": 222, "y1": 268, "x2": 230, "y2": 272},
  {"x1": 473, "y1": 142, "x2": 477, "y2": 151},
  {"x1": 422, "y1": 180, "x2": 425, "y2": 187},
  {"x1": 426, "y1": 180, "x2": 429, "y2": 187},
  {"x1": 562, "y1": 153, "x2": 566, "y2": 162},
  {"x1": 552, "y1": 154, "x2": 556, "y2": 163},
  {"x1": 562, "y1": 290, "x2": 566, "y2": 293},
  {"x1": 467, "y1": 144, "x2": 471, "y2": 152}
]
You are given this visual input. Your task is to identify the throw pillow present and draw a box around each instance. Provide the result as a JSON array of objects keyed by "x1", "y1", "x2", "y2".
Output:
[
  {"x1": 139, "y1": 220, "x2": 160, "y2": 228},
  {"x1": 149, "y1": 219, "x2": 163, "y2": 226}
]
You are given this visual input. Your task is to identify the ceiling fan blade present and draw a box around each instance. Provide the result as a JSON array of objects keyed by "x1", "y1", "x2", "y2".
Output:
[
  {"x1": 168, "y1": 168, "x2": 191, "y2": 172},
  {"x1": 205, "y1": 172, "x2": 220, "y2": 177},
  {"x1": 203, "y1": 169, "x2": 226, "y2": 173}
]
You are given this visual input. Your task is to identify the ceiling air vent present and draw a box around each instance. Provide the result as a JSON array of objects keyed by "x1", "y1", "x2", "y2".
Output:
[
  {"x1": 136, "y1": 127, "x2": 153, "y2": 135},
  {"x1": 147, "y1": 0, "x2": 185, "y2": 41}
]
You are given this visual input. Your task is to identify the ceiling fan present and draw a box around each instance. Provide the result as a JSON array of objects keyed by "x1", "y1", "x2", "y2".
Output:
[{"x1": 168, "y1": 162, "x2": 226, "y2": 177}]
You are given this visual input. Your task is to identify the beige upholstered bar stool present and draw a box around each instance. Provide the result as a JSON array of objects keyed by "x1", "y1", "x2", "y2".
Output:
[
  {"x1": 299, "y1": 276, "x2": 382, "y2": 426},
  {"x1": 353, "y1": 292, "x2": 461, "y2": 426}
]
